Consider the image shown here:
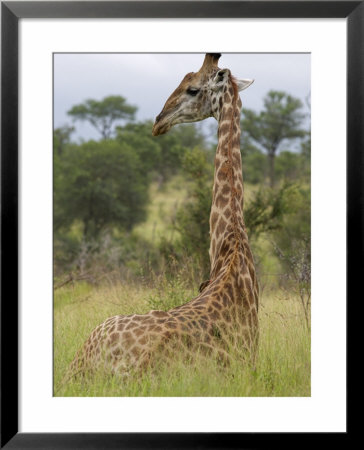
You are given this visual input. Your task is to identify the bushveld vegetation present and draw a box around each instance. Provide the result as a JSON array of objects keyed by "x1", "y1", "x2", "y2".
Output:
[{"x1": 54, "y1": 91, "x2": 311, "y2": 396}]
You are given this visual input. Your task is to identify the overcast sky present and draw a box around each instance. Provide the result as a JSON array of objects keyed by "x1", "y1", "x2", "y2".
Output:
[{"x1": 54, "y1": 53, "x2": 310, "y2": 142}]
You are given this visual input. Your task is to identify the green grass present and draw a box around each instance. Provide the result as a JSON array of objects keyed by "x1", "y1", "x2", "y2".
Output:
[
  {"x1": 133, "y1": 176, "x2": 188, "y2": 244},
  {"x1": 54, "y1": 280, "x2": 310, "y2": 397}
]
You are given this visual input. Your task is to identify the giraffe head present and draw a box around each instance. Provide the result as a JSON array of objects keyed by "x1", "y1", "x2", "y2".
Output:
[{"x1": 152, "y1": 53, "x2": 254, "y2": 136}]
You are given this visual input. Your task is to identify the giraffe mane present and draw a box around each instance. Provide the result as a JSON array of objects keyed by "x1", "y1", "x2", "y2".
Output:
[
  {"x1": 226, "y1": 74, "x2": 241, "y2": 241},
  {"x1": 230, "y1": 75, "x2": 239, "y2": 100}
]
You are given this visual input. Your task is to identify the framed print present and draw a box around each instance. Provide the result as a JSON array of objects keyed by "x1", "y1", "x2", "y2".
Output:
[{"x1": 1, "y1": 1, "x2": 360, "y2": 448}]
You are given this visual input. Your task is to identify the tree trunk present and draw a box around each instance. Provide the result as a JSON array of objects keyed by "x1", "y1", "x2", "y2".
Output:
[{"x1": 268, "y1": 151, "x2": 275, "y2": 188}]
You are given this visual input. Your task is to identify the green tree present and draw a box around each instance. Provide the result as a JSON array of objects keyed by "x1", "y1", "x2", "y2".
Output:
[
  {"x1": 242, "y1": 150, "x2": 267, "y2": 184},
  {"x1": 173, "y1": 147, "x2": 213, "y2": 276},
  {"x1": 244, "y1": 182, "x2": 292, "y2": 241},
  {"x1": 271, "y1": 184, "x2": 311, "y2": 326},
  {"x1": 242, "y1": 91, "x2": 306, "y2": 187},
  {"x1": 170, "y1": 123, "x2": 206, "y2": 149},
  {"x1": 117, "y1": 121, "x2": 206, "y2": 186},
  {"x1": 54, "y1": 124, "x2": 75, "y2": 156},
  {"x1": 54, "y1": 140, "x2": 149, "y2": 238},
  {"x1": 240, "y1": 132, "x2": 267, "y2": 184},
  {"x1": 300, "y1": 130, "x2": 311, "y2": 181},
  {"x1": 154, "y1": 124, "x2": 206, "y2": 185},
  {"x1": 68, "y1": 96, "x2": 137, "y2": 139},
  {"x1": 116, "y1": 121, "x2": 161, "y2": 176},
  {"x1": 275, "y1": 151, "x2": 302, "y2": 181}
]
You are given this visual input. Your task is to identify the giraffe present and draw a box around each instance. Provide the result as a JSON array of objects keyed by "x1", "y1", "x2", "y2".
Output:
[{"x1": 67, "y1": 53, "x2": 258, "y2": 378}]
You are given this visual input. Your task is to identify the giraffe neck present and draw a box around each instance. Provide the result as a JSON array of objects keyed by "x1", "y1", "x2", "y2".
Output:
[{"x1": 209, "y1": 79, "x2": 246, "y2": 278}]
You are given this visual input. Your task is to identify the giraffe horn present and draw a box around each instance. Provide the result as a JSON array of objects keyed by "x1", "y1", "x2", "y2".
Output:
[{"x1": 199, "y1": 53, "x2": 221, "y2": 72}]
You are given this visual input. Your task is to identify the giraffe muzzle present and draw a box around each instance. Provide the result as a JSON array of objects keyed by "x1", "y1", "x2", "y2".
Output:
[
  {"x1": 152, "y1": 113, "x2": 171, "y2": 136},
  {"x1": 152, "y1": 121, "x2": 169, "y2": 136}
]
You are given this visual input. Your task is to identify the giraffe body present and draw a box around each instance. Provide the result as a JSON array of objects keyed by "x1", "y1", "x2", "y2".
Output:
[
  {"x1": 70, "y1": 264, "x2": 257, "y2": 375},
  {"x1": 68, "y1": 54, "x2": 258, "y2": 378}
]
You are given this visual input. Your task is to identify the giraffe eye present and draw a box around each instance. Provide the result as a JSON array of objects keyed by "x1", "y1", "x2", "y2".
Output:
[{"x1": 187, "y1": 87, "x2": 199, "y2": 96}]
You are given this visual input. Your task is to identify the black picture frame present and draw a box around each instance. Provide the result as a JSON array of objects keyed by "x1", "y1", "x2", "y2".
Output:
[{"x1": 1, "y1": 1, "x2": 359, "y2": 448}]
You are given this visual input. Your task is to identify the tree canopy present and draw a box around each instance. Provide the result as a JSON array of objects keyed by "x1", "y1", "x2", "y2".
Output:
[
  {"x1": 242, "y1": 90, "x2": 306, "y2": 186},
  {"x1": 54, "y1": 124, "x2": 75, "y2": 156},
  {"x1": 54, "y1": 140, "x2": 149, "y2": 238},
  {"x1": 68, "y1": 96, "x2": 137, "y2": 139}
]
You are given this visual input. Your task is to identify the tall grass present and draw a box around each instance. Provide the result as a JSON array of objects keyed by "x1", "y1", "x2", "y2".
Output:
[{"x1": 54, "y1": 278, "x2": 310, "y2": 397}]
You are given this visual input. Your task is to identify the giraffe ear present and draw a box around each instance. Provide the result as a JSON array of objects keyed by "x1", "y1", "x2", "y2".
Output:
[{"x1": 236, "y1": 79, "x2": 254, "y2": 91}]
